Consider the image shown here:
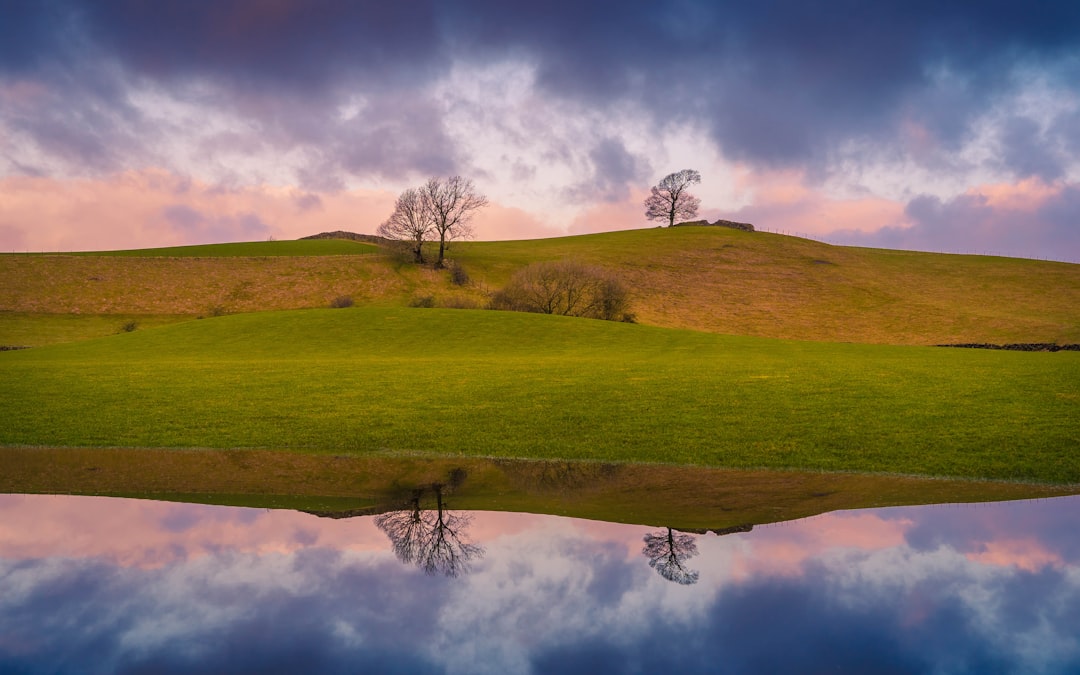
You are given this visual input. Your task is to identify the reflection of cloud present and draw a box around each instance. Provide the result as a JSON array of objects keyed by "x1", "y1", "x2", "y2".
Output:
[
  {"x1": 3, "y1": 496, "x2": 1080, "y2": 673},
  {"x1": 968, "y1": 539, "x2": 1064, "y2": 572},
  {"x1": 729, "y1": 512, "x2": 910, "y2": 579},
  {"x1": 0, "y1": 495, "x2": 386, "y2": 568}
]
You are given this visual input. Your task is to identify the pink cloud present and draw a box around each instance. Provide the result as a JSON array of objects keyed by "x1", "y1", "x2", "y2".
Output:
[
  {"x1": 3, "y1": 167, "x2": 1076, "y2": 263},
  {"x1": 567, "y1": 187, "x2": 655, "y2": 235},
  {"x1": 471, "y1": 202, "x2": 564, "y2": 241},
  {"x1": 0, "y1": 169, "x2": 572, "y2": 250},
  {"x1": 0, "y1": 169, "x2": 397, "y2": 252},
  {"x1": 829, "y1": 177, "x2": 1080, "y2": 262},
  {"x1": 709, "y1": 166, "x2": 909, "y2": 236}
]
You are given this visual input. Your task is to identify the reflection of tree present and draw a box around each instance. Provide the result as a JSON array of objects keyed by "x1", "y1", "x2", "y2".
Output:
[
  {"x1": 374, "y1": 484, "x2": 483, "y2": 577},
  {"x1": 642, "y1": 527, "x2": 700, "y2": 585}
]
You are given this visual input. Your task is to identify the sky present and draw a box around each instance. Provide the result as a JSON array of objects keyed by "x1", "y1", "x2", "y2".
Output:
[{"x1": 1, "y1": 0, "x2": 1079, "y2": 261}]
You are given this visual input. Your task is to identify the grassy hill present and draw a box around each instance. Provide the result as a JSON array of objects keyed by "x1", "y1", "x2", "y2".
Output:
[
  {"x1": 2, "y1": 227, "x2": 1077, "y2": 347},
  {"x1": 2, "y1": 308, "x2": 1077, "y2": 483},
  {"x1": 70, "y1": 238, "x2": 381, "y2": 257}
]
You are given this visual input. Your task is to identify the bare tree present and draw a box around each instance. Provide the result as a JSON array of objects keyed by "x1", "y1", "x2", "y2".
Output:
[
  {"x1": 488, "y1": 260, "x2": 632, "y2": 322},
  {"x1": 644, "y1": 169, "x2": 701, "y2": 227},
  {"x1": 642, "y1": 527, "x2": 700, "y2": 585},
  {"x1": 420, "y1": 176, "x2": 487, "y2": 268},
  {"x1": 377, "y1": 188, "x2": 431, "y2": 263}
]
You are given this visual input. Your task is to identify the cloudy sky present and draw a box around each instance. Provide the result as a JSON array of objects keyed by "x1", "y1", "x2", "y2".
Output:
[{"x1": 2, "y1": 0, "x2": 1079, "y2": 261}]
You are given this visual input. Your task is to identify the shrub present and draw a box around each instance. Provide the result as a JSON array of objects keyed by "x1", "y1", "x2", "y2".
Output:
[
  {"x1": 119, "y1": 320, "x2": 139, "y2": 333},
  {"x1": 489, "y1": 260, "x2": 631, "y2": 321},
  {"x1": 330, "y1": 295, "x2": 354, "y2": 308},
  {"x1": 207, "y1": 304, "x2": 227, "y2": 317},
  {"x1": 409, "y1": 295, "x2": 436, "y2": 308},
  {"x1": 448, "y1": 261, "x2": 470, "y2": 286}
]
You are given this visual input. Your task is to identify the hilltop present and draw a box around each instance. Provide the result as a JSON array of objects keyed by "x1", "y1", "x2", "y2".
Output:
[{"x1": 2, "y1": 227, "x2": 1077, "y2": 347}]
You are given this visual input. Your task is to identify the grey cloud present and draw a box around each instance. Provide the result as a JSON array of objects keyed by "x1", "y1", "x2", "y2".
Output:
[
  {"x1": 830, "y1": 185, "x2": 1080, "y2": 262},
  {"x1": 997, "y1": 116, "x2": 1068, "y2": 181},
  {"x1": 450, "y1": 0, "x2": 1080, "y2": 178},
  {"x1": 74, "y1": 0, "x2": 447, "y2": 95},
  {"x1": 0, "y1": 0, "x2": 80, "y2": 74},
  {"x1": 332, "y1": 98, "x2": 459, "y2": 182},
  {"x1": 1, "y1": 67, "x2": 152, "y2": 175},
  {"x1": 159, "y1": 205, "x2": 269, "y2": 244},
  {"x1": 3, "y1": 1, "x2": 1080, "y2": 188},
  {"x1": 294, "y1": 192, "x2": 323, "y2": 212},
  {"x1": 161, "y1": 204, "x2": 204, "y2": 230},
  {"x1": 563, "y1": 137, "x2": 650, "y2": 204}
]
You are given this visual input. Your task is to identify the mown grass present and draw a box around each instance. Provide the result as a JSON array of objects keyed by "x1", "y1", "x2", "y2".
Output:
[
  {"x1": 2, "y1": 308, "x2": 1076, "y2": 483},
  {"x1": 0, "y1": 312, "x2": 191, "y2": 346},
  {"x1": 67, "y1": 239, "x2": 380, "y2": 257}
]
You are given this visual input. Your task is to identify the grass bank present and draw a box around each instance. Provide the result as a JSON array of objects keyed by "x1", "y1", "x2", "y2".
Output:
[{"x1": 2, "y1": 308, "x2": 1076, "y2": 483}]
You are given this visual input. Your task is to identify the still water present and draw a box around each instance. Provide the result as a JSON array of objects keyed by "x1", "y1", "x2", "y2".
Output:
[{"x1": 1, "y1": 493, "x2": 1078, "y2": 674}]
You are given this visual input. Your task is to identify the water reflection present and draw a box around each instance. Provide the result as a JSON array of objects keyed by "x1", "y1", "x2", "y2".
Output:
[
  {"x1": 642, "y1": 527, "x2": 700, "y2": 584},
  {"x1": 374, "y1": 483, "x2": 483, "y2": 577},
  {"x1": 1, "y1": 494, "x2": 1078, "y2": 674}
]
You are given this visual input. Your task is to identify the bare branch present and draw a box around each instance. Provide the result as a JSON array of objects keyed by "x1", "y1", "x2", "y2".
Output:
[
  {"x1": 644, "y1": 169, "x2": 702, "y2": 227},
  {"x1": 421, "y1": 176, "x2": 488, "y2": 268},
  {"x1": 377, "y1": 188, "x2": 431, "y2": 263}
]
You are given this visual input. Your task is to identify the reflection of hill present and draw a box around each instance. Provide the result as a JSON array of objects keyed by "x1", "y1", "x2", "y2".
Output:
[{"x1": 5, "y1": 449, "x2": 1079, "y2": 532}]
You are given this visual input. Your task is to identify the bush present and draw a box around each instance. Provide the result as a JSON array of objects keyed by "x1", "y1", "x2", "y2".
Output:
[
  {"x1": 330, "y1": 295, "x2": 354, "y2": 308},
  {"x1": 207, "y1": 304, "x2": 227, "y2": 317},
  {"x1": 409, "y1": 295, "x2": 436, "y2": 308},
  {"x1": 448, "y1": 261, "x2": 470, "y2": 286},
  {"x1": 488, "y1": 260, "x2": 631, "y2": 321},
  {"x1": 119, "y1": 320, "x2": 139, "y2": 333}
]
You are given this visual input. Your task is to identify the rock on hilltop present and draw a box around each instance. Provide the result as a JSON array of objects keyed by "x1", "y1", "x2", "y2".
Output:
[{"x1": 673, "y1": 219, "x2": 755, "y2": 232}]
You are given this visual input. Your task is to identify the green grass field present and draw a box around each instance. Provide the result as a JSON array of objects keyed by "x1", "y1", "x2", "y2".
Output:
[{"x1": 3, "y1": 307, "x2": 1077, "y2": 483}]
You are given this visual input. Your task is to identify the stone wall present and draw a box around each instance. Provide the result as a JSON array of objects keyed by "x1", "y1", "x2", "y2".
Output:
[{"x1": 672, "y1": 219, "x2": 755, "y2": 232}]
